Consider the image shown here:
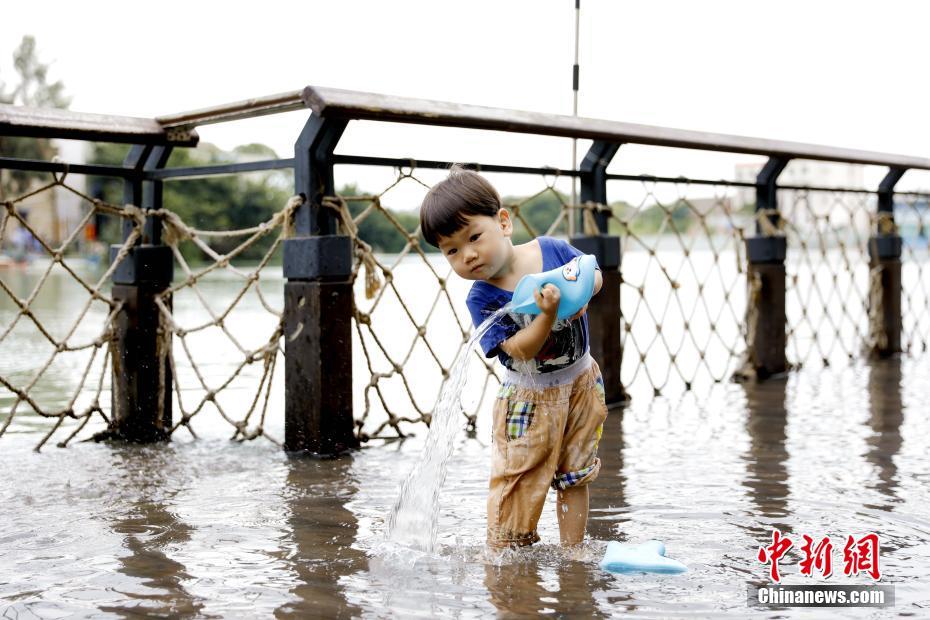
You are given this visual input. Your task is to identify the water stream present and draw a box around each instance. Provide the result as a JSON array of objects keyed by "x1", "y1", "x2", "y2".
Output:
[{"x1": 386, "y1": 305, "x2": 512, "y2": 552}]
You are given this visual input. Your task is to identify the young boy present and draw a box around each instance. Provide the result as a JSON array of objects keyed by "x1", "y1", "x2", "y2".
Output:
[{"x1": 419, "y1": 166, "x2": 609, "y2": 549}]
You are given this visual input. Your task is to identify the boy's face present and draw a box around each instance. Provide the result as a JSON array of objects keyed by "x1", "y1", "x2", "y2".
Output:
[{"x1": 436, "y1": 209, "x2": 513, "y2": 281}]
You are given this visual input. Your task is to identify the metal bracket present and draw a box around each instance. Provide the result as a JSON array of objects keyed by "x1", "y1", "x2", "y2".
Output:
[
  {"x1": 109, "y1": 244, "x2": 174, "y2": 286},
  {"x1": 283, "y1": 235, "x2": 353, "y2": 280},
  {"x1": 755, "y1": 157, "x2": 790, "y2": 234},
  {"x1": 870, "y1": 167, "x2": 907, "y2": 261},
  {"x1": 579, "y1": 141, "x2": 621, "y2": 233},
  {"x1": 120, "y1": 145, "x2": 172, "y2": 244},
  {"x1": 878, "y1": 168, "x2": 907, "y2": 220},
  {"x1": 122, "y1": 145, "x2": 151, "y2": 207},
  {"x1": 878, "y1": 167, "x2": 907, "y2": 214},
  {"x1": 294, "y1": 115, "x2": 349, "y2": 237},
  {"x1": 165, "y1": 126, "x2": 197, "y2": 144},
  {"x1": 746, "y1": 157, "x2": 790, "y2": 265},
  {"x1": 142, "y1": 146, "x2": 172, "y2": 244}
]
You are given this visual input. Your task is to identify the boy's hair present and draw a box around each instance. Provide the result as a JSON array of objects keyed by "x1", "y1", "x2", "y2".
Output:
[{"x1": 419, "y1": 165, "x2": 501, "y2": 247}]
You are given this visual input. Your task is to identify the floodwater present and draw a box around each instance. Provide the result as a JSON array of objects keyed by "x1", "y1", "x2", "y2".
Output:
[{"x1": 2, "y1": 253, "x2": 930, "y2": 618}]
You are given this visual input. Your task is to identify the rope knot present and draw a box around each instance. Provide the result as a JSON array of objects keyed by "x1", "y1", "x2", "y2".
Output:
[
  {"x1": 51, "y1": 156, "x2": 69, "y2": 184},
  {"x1": 122, "y1": 204, "x2": 146, "y2": 230},
  {"x1": 161, "y1": 211, "x2": 190, "y2": 246},
  {"x1": 282, "y1": 194, "x2": 304, "y2": 239}
]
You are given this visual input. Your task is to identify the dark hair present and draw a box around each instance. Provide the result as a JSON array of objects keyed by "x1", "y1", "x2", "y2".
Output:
[{"x1": 419, "y1": 165, "x2": 501, "y2": 247}]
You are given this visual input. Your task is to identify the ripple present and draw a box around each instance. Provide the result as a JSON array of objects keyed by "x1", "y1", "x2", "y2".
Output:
[{"x1": 2, "y1": 310, "x2": 929, "y2": 616}]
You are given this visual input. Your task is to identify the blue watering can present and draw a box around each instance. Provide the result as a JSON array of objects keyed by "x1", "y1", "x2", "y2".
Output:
[
  {"x1": 600, "y1": 540, "x2": 688, "y2": 574},
  {"x1": 510, "y1": 254, "x2": 598, "y2": 320}
]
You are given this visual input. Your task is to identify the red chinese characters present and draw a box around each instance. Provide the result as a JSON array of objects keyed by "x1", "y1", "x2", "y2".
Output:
[
  {"x1": 799, "y1": 535, "x2": 834, "y2": 578},
  {"x1": 842, "y1": 533, "x2": 881, "y2": 580},
  {"x1": 757, "y1": 529, "x2": 793, "y2": 583},
  {"x1": 757, "y1": 530, "x2": 883, "y2": 582}
]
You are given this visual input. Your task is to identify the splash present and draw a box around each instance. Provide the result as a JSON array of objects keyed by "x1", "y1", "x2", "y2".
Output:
[{"x1": 386, "y1": 305, "x2": 511, "y2": 552}]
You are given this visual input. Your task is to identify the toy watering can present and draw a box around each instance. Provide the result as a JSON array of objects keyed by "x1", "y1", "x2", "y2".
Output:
[
  {"x1": 510, "y1": 254, "x2": 597, "y2": 320},
  {"x1": 600, "y1": 540, "x2": 688, "y2": 574}
]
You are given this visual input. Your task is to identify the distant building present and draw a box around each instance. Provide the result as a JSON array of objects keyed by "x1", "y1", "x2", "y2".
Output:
[{"x1": 1, "y1": 139, "x2": 87, "y2": 252}]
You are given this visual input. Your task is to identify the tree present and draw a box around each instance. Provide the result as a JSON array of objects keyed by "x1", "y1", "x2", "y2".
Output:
[
  {"x1": 341, "y1": 184, "x2": 424, "y2": 254},
  {"x1": 0, "y1": 35, "x2": 70, "y2": 196},
  {"x1": 503, "y1": 191, "x2": 568, "y2": 244},
  {"x1": 89, "y1": 142, "x2": 292, "y2": 262}
]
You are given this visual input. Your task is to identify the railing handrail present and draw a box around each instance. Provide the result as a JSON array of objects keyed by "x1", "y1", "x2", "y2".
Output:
[
  {"x1": 4, "y1": 85, "x2": 930, "y2": 172},
  {"x1": 0, "y1": 103, "x2": 198, "y2": 146},
  {"x1": 299, "y1": 86, "x2": 930, "y2": 171},
  {"x1": 156, "y1": 85, "x2": 930, "y2": 171},
  {"x1": 155, "y1": 90, "x2": 305, "y2": 128}
]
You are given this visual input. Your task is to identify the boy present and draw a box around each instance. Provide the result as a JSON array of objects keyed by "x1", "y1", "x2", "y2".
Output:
[{"x1": 419, "y1": 166, "x2": 609, "y2": 549}]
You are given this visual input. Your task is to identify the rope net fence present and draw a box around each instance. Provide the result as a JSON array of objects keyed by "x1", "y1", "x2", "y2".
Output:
[
  {"x1": 895, "y1": 192, "x2": 930, "y2": 354},
  {"x1": 780, "y1": 188, "x2": 875, "y2": 368},
  {"x1": 2, "y1": 164, "x2": 930, "y2": 449},
  {"x1": 0, "y1": 172, "x2": 290, "y2": 450},
  {"x1": 602, "y1": 180, "x2": 753, "y2": 395}
]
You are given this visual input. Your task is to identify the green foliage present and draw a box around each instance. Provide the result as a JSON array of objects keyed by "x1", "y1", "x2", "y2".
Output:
[
  {"x1": 503, "y1": 190, "x2": 566, "y2": 244},
  {"x1": 0, "y1": 35, "x2": 71, "y2": 196},
  {"x1": 609, "y1": 199, "x2": 694, "y2": 235},
  {"x1": 340, "y1": 184, "x2": 423, "y2": 253},
  {"x1": 89, "y1": 143, "x2": 291, "y2": 263}
]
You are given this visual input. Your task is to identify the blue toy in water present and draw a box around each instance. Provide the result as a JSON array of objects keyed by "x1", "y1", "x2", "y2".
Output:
[
  {"x1": 510, "y1": 254, "x2": 598, "y2": 320},
  {"x1": 600, "y1": 540, "x2": 688, "y2": 574}
]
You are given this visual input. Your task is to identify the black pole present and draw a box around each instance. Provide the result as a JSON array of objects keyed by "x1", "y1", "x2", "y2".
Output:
[
  {"x1": 869, "y1": 167, "x2": 906, "y2": 356},
  {"x1": 282, "y1": 115, "x2": 358, "y2": 455},
  {"x1": 572, "y1": 140, "x2": 625, "y2": 405},
  {"x1": 104, "y1": 145, "x2": 174, "y2": 442},
  {"x1": 744, "y1": 157, "x2": 789, "y2": 378}
]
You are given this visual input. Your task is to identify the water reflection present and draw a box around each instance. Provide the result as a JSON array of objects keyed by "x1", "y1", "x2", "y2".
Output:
[
  {"x1": 587, "y1": 404, "x2": 627, "y2": 542},
  {"x1": 865, "y1": 358, "x2": 904, "y2": 509},
  {"x1": 483, "y1": 555, "x2": 612, "y2": 618},
  {"x1": 740, "y1": 378, "x2": 791, "y2": 536},
  {"x1": 98, "y1": 446, "x2": 205, "y2": 618},
  {"x1": 274, "y1": 455, "x2": 365, "y2": 619}
]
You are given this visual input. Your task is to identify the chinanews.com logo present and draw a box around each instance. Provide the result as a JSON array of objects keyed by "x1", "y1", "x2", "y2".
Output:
[{"x1": 748, "y1": 529, "x2": 894, "y2": 609}]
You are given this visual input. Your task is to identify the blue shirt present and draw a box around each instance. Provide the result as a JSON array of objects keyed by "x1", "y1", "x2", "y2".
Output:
[{"x1": 466, "y1": 236, "x2": 593, "y2": 374}]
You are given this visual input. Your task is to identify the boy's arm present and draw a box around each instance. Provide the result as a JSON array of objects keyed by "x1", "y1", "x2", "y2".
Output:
[{"x1": 499, "y1": 284, "x2": 560, "y2": 361}]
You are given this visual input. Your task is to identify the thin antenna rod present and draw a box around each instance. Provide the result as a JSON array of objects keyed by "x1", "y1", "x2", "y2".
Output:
[{"x1": 570, "y1": 0, "x2": 581, "y2": 236}]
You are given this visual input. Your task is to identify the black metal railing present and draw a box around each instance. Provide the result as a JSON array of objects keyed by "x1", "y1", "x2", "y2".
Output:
[{"x1": 2, "y1": 86, "x2": 927, "y2": 454}]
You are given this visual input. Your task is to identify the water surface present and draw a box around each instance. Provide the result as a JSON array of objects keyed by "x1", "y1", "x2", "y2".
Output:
[{"x1": 2, "y1": 257, "x2": 929, "y2": 617}]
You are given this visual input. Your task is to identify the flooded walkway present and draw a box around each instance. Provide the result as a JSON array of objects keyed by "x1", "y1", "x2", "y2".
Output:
[{"x1": 3, "y1": 357, "x2": 928, "y2": 618}]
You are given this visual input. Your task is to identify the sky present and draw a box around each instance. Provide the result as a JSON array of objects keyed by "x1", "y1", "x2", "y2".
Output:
[{"x1": 4, "y1": 0, "x2": 930, "y2": 208}]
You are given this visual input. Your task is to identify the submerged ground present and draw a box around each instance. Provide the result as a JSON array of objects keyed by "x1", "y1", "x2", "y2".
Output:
[{"x1": 2, "y1": 356, "x2": 928, "y2": 618}]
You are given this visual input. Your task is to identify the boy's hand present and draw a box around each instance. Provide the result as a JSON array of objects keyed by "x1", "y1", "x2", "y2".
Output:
[{"x1": 534, "y1": 284, "x2": 561, "y2": 317}]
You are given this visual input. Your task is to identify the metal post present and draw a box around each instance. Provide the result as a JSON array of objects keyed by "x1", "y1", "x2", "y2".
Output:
[
  {"x1": 283, "y1": 115, "x2": 358, "y2": 454},
  {"x1": 104, "y1": 145, "x2": 174, "y2": 442},
  {"x1": 744, "y1": 157, "x2": 789, "y2": 378},
  {"x1": 571, "y1": 140, "x2": 625, "y2": 405},
  {"x1": 869, "y1": 167, "x2": 905, "y2": 356}
]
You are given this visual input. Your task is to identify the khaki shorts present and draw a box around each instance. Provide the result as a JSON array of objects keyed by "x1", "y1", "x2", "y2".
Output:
[{"x1": 487, "y1": 357, "x2": 609, "y2": 548}]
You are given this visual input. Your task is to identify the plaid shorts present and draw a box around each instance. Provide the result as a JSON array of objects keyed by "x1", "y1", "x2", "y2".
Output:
[{"x1": 487, "y1": 358, "x2": 608, "y2": 548}]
